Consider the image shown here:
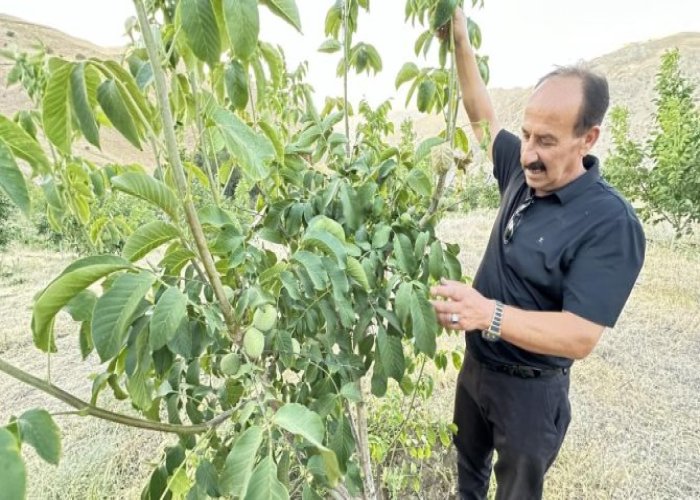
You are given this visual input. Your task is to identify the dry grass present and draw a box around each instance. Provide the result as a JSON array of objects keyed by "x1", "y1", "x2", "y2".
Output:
[
  {"x1": 1, "y1": 212, "x2": 699, "y2": 499},
  {"x1": 0, "y1": 246, "x2": 163, "y2": 499}
]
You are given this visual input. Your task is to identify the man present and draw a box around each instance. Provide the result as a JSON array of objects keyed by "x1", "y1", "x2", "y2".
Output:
[{"x1": 430, "y1": 9, "x2": 646, "y2": 500}]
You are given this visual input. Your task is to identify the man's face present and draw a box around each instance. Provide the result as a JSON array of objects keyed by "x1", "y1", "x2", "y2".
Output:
[{"x1": 520, "y1": 76, "x2": 598, "y2": 196}]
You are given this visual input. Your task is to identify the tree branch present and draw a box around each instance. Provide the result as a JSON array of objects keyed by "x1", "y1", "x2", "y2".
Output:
[
  {"x1": 0, "y1": 357, "x2": 233, "y2": 434},
  {"x1": 133, "y1": 0, "x2": 240, "y2": 342}
]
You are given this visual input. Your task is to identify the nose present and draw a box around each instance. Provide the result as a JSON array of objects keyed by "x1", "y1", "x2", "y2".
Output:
[{"x1": 521, "y1": 140, "x2": 538, "y2": 166}]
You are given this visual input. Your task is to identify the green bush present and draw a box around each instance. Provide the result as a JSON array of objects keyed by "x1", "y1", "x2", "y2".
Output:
[{"x1": 605, "y1": 49, "x2": 700, "y2": 237}]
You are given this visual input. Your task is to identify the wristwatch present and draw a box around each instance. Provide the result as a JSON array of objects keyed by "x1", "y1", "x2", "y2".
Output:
[{"x1": 481, "y1": 300, "x2": 504, "y2": 342}]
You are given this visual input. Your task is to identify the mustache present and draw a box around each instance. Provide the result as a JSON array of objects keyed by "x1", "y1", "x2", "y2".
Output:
[{"x1": 523, "y1": 160, "x2": 546, "y2": 170}]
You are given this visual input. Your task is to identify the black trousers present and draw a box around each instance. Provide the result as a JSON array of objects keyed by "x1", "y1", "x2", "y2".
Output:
[{"x1": 453, "y1": 354, "x2": 571, "y2": 500}]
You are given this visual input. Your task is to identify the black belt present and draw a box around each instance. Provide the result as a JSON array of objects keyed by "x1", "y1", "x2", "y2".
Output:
[{"x1": 478, "y1": 359, "x2": 569, "y2": 379}]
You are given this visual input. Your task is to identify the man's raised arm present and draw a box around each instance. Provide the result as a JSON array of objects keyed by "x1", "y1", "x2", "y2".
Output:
[{"x1": 446, "y1": 10, "x2": 501, "y2": 159}]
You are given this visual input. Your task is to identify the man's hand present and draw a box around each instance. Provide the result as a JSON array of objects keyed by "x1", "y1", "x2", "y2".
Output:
[
  {"x1": 436, "y1": 8, "x2": 468, "y2": 47},
  {"x1": 430, "y1": 279, "x2": 494, "y2": 331}
]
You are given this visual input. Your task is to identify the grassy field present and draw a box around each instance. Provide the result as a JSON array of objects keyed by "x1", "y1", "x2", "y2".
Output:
[{"x1": 0, "y1": 210, "x2": 698, "y2": 499}]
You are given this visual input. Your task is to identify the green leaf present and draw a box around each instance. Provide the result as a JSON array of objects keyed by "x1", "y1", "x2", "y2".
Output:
[
  {"x1": 415, "y1": 136, "x2": 445, "y2": 164},
  {"x1": 339, "y1": 382, "x2": 362, "y2": 403},
  {"x1": 346, "y1": 256, "x2": 370, "y2": 291},
  {"x1": 372, "y1": 224, "x2": 391, "y2": 249},
  {"x1": 417, "y1": 79, "x2": 437, "y2": 113},
  {"x1": 195, "y1": 459, "x2": 221, "y2": 497},
  {"x1": 467, "y1": 17, "x2": 482, "y2": 50},
  {"x1": 150, "y1": 286, "x2": 188, "y2": 350},
  {"x1": 0, "y1": 428, "x2": 25, "y2": 500},
  {"x1": 406, "y1": 168, "x2": 433, "y2": 197},
  {"x1": 477, "y1": 55, "x2": 490, "y2": 85},
  {"x1": 429, "y1": 240, "x2": 444, "y2": 280},
  {"x1": 339, "y1": 182, "x2": 359, "y2": 231},
  {"x1": 97, "y1": 79, "x2": 142, "y2": 149},
  {"x1": 259, "y1": 42, "x2": 283, "y2": 87},
  {"x1": 0, "y1": 139, "x2": 30, "y2": 216},
  {"x1": 32, "y1": 255, "x2": 132, "y2": 352},
  {"x1": 42, "y1": 60, "x2": 73, "y2": 155},
  {"x1": 395, "y1": 62, "x2": 419, "y2": 89},
  {"x1": 260, "y1": 0, "x2": 301, "y2": 33},
  {"x1": 414, "y1": 30, "x2": 432, "y2": 57},
  {"x1": 93, "y1": 60, "x2": 153, "y2": 133},
  {"x1": 223, "y1": 0, "x2": 259, "y2": 61},
  {"x1": 454, "y1": 127, "x2": 470, "y2": 154},
  {"x1": 92, "y1": 270, "x2": 156, "y2": 361},
  {"x1": 318, "y1": 39, "x2": 341, "y2": 53},
  {"x1": 0, "y1": 115, "x2": 50, "y2": 173},
  {"x1": 244, "y1": 456, "x2": 289, "y2": 500},
  {"x1": 431, "y1": 0, "x2": 457, "y2": 30},
  {"x1": 79, "y1": 321, "x2": 94, "y2": 359},
  {"x1": 123, "y1": 221, "x2": 179, "y2": 262},
  {"x1": 111, "y1": 172, "x2": 179, "y2": 220},
  {"x1": 410, "y1": 290, "x2": 438, "y2": 357},
  {"x1": 395, "y1": 281, "x2": 413, "y2": 328},
  {"x1": 160, "y1": 247, "x2": 195, "y2": 275},
  {"x1": 220, "y1": 426, "x2": 263, "y2": 497},
  {"x1": 258, "y1": 120, "x2": 284, "y2": 162},
  {"x1": 17, "y1": 409, "x2": 61, "y2": 465},
  {"x1": 319, "y1": 448, "x2": 342, "y2": 487},
  {"x1": 329, "y1": 415, "x2": 355, "y2": 473},
  {"x1": 70, "y1": 62, "x2": 100, "y2": 148},
  {"x1": 181, "y1": 0, "x2": 222, "y2": 65},
  {"x1": 302, "y1": 230, "x2": 347, "y2": 269},
  {"x1": 212, "y1": 107, "x2": 275, "y2": 181},
  {"x1": 273, "y1": 403, "x2": 325, "y2": 448},
  {"x1": 292, "y1": 251, "x2": 328, "y2": 291},
  {"x1": 225, "y1": 60, "x2": 249, "y2": 111},
  {"x1": 377, "y1": 327, "x2": 405, "y2": 381},
  {"x1": 393, "y1": 233, "x2": 417, "y2": 275},
  {"x1": 64, "y1": 289, "x2": 97, "y2": 322}
]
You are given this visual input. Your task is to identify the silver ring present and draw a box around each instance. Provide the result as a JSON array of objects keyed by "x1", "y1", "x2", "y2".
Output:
[{"x1": 450, "y1": 313, "x2": 459, "y2": 325}]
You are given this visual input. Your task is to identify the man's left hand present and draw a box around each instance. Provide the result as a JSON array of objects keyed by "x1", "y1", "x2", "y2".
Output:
[{"x1": 430, "y1": 279, "x2": 495, "y2": 331}]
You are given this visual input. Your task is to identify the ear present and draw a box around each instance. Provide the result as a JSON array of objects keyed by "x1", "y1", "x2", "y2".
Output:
[{"x1": 580, "y1": 125, "x2": 600, "y2": 155}]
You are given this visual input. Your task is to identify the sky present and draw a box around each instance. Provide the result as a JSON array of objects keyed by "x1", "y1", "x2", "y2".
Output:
[{"x1": 1, "y1": 0, "x2": 698, "y2": 110}]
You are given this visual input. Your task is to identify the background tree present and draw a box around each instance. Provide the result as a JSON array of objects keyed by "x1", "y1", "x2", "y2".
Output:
[{"x1": 605, "y1": 49, "x2": 700, "y2": 237}]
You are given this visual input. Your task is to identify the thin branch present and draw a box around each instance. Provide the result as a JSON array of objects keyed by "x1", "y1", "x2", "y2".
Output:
[
  {"x1": 342, "y1": 0, "x2": 351, "y2": 160},
  {"x1": 133, "y1": 0, "x2": 239, "y2": 342},
  {"x1": 0, "y1": 357, "x2": 233, "y2": 434}
]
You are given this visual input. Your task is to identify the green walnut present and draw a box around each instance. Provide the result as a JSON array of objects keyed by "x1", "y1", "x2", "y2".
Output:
[
  {"x1": 253, "y1": 304, "x2": 278, "y2": 332},
  {"x1": 220, "y1": 353, "x2": 241, "y2": 376},
  {"x1": 243, "y1": 327, "x2": 265, "y2": 359}
]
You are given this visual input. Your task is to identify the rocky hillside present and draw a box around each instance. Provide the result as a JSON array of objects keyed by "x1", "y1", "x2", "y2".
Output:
[
  {"x1": 1, "y1": 14, "x2": 698, "y2": 168},
  {"x1": 0, "y1": 14, "x2": 153, "y2": 167}
]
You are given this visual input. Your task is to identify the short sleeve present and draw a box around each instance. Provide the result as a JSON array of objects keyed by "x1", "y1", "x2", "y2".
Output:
[
  {"x1": 491, "y1": 129, "x2": 522, "y2": 195},
  {"x1": 562, "y1": 214, "x2": 645, "y2": 327}
]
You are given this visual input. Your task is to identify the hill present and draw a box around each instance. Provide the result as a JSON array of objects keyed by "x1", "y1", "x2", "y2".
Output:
[
  {"x1": 1, "y1": 14, "x2": 699, "y2": 167},
  {"x1": 0, "y1": 14, "x2": 153, "y2": 167},
  {"x1": 407, "y1": 32, "x2": 700, "y2": 162}
]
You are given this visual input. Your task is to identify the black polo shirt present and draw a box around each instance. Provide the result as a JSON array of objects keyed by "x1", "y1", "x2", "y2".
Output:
[{"x1": 468, "y1": 129, "x2": 646, "y2": 369}]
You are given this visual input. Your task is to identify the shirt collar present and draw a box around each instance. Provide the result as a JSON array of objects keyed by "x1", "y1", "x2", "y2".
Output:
[{"x1": 548, "y1": 155, "x2": 601, "y2": 204}]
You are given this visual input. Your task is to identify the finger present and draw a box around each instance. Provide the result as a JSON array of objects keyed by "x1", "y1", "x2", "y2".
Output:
[
  {"x1": 438, "y1": 312, "x2": 462, "y2": 329},
  {"x1": 430, "y1": 300, "x2": 461, "y2": 315}
]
